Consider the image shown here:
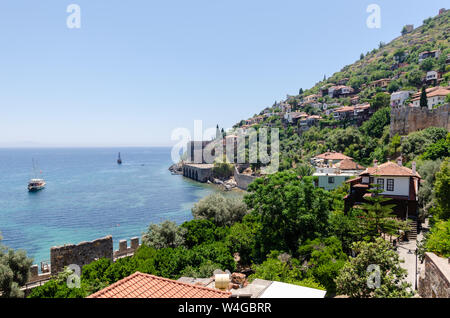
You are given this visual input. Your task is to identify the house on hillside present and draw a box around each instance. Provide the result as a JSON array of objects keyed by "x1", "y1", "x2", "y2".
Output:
[
  {"x1": 299, "y1": 115, "x2": 322, "y2": 132},
  {"x1": 425, "y1": 71, "x2": 443, "y2": 85},
  {"x1": 284, "y1": 111, "x2": 308, "y2": 125},
  {"x1": 344, "y1": 158, "x2": 421, "y2": 220},
  {"x1": 390, "y1": 91, "x2": 413, "y2": 108},
  {"x1": 411, "y1": 87, "x2": 450, "y2": 109},
  {"x1": 313, "y1": 158, "x2": 365, "y2": 191},
  {"x1": 369, "y1": 78, "x2": 391, "y2": 90},
  {"x1": 311, "y1": 151, "x2": 352, "y2": 166},
  {"x1": 418, "y1": 50, "x2": 441, "y2": 63},
  {"x1": 328, "y1": 85, "x2": 355, "y2": 98},
  {"x1": 303, "y1": 94, "x2": 320, "y2": 104}
]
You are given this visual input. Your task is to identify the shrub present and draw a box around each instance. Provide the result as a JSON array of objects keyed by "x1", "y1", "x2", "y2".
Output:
[
  {"x1": 142, "y1": 220, "x2": 186, "y2": 249},
  {"x1": 192, "y1": 193, "x2": 248, "y2": 227}
]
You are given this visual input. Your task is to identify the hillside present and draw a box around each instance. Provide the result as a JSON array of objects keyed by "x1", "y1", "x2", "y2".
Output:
[{"x1": 230, "y1": 9, "x2": 450, "y2": 171}]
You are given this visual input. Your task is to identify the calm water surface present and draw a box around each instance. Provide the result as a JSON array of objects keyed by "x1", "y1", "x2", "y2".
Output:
[{"x1": 0, "y1": 147, "x2": 234, "y2": 265}]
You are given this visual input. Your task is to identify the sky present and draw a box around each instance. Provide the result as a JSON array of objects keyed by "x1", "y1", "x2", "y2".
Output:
[{"x1": 0, "y1": 0, "x2": 448, "y2": 147}]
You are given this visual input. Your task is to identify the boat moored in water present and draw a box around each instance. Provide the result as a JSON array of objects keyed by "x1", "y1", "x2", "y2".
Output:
[{"x1": 28, "y1": 178, "x2": 46, "y2": 192}]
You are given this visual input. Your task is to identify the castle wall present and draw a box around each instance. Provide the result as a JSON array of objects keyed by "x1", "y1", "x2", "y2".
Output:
[
  {"x1": 234, "y1": 167, "x2": 258, "y2": 190},
  {"x1": 390, "y1": 104, "x2": 450, "y2": 136},
  {"x1": 418, "y1": 252, "x2": 450, "y2": 298},
  {"x1": 49, "y1": 235, "x2": 113, "y2": 275}
]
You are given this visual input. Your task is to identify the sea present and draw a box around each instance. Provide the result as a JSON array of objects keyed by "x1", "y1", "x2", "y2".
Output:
[{"x1": 0, "y1": 147, "x2": 235, "y2": 265}]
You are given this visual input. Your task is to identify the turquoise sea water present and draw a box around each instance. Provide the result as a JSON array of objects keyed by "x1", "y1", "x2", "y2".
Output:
[{"x1": 0, "y1": 147, "x2": 226, "y2": 265}]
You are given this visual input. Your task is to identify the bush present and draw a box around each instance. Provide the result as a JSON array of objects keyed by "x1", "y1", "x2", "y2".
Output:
[
  {"x1": 181, "y1": 219, "x2": 217, "y2": 248},
  {"x1": 142, "y1": 220, "x2": 186, "y2": 249},
  {"x1": 192, "y1": 193, "x2": 248, "y2": 227},
  {"x1": 425, "y1": 219, "x2": 450, "y2": 258}
]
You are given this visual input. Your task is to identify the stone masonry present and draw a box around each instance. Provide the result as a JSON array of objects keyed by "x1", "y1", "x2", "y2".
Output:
[
  {"x1": 50, "y1": 235, "x2": 113, "y2": 275},
  {"x1": 418, "y1": 252, "x2": 450, "y2": 298},
  {"x1": 390, "y1": 104, "x2": 450, "y2": 137}
]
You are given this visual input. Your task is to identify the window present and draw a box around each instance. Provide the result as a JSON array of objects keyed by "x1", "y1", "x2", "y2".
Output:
[
  {"x1": 328, "y1": 177, "x2": 335, "y2": 184},
  {"x1": 369, "y1": 177, "x2": 374, "y2": 184},
  {"x1": 387, "y1": 179, "x2": 394, "y2": 191},
  {"x1": 377, "y1": 178, "x2": 384, "y2": 190}
]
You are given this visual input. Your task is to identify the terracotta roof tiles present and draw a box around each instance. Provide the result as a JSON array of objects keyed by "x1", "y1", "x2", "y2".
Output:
[{"x1": 87, "y1": 272, "x2": 231, "y2": 298}]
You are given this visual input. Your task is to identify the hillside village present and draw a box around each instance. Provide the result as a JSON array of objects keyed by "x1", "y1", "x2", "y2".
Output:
[{"x1": 2, "y1": 8, "x2": 449, "y2": 300}]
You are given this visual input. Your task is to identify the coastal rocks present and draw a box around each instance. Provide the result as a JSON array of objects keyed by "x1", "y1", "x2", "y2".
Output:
[
  {"x1": 212, "y1": 177, "x2": 237, "y2": 191},
  {"x1": 168, "y1": 162, "x2": 183, "y2": 175}
]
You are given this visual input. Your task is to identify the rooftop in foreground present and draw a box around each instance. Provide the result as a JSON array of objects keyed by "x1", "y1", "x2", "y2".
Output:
[{"x1": 87, "y1": 272, "x2": 231, "y2": 298}]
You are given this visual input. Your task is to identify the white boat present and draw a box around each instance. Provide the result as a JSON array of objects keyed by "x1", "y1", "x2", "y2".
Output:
[
  {"x1": 28, "y1": 159, "x2": 45, "y2": 192},
  {"x1": 28, "y1": 178, "x2": 46, "y2": 192}
]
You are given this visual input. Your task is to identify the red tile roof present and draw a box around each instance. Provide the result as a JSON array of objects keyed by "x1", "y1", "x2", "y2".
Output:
[
  {"x1": 315, "y1": 152, "x2": 352, "y2": 161},
  {"x1": 335, "y1": 158, "x2": 365, "y2": 170},
  {"x1": 360, "y1": 161, "x2": 421, "y2": 178},
  {"x1": 87, "y1": 272, "x2": 231, "y2": 298}
]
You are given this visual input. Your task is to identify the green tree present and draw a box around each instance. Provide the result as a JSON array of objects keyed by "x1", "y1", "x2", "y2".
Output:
[
  {"x1": 335, "y1": 238, "x2": 413, "y2": 298},
  {"x1": 360, "y1": 107, "x2": 390, "y2": 139},
  {"x1": 420, "y1": 86, "x2": 428, "y2": 108},
  {"x1": 297, "y1": 236, "x2": 348, "y2": 293},
  {"x1": 0, "y1": 233, "x2": 33, "y2": 298},
  {"x1": 244, "y1": 172, "x2": 331, "y2": 258},
  {"x1": 142, "y1": 220, "x2": 187, "y2": 249},
  {"x1": 370, "y1": 93, "x2": 390, "y2": 111},
  {"x1": 358, "y1": 186, "x2": 406, "y2": 240},
  {"x1": 425, "y1": 219, "x2": 450, "y2": 258},
  {"x1": 192, "y1": 193, "x2": 248, "y2": 227},
  {"x1": 181, "y1": 219, "x2": 216, "y2": 248},
  {"x1": 432, "y1": 158, "x2": 450, "y2": 220}
]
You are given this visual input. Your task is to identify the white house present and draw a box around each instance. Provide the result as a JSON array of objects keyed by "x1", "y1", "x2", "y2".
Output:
[
  {"x1": 390, "y1": 91, "x2": 413, "y2": 107},
  {"x1": 411, "y1": 87, "x2": 450, "y2": 109}
]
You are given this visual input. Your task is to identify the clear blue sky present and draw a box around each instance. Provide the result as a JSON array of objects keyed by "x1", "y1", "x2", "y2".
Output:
[{"x1": 0, "y1": 0, "x2": 447, "y2": 147}]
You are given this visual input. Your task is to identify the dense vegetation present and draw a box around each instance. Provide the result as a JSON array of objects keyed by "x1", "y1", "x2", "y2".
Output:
[{"x1": 3, "y1": 10, "x2": 449, "y2": 299}]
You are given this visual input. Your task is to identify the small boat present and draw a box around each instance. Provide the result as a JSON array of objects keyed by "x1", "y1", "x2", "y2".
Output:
[
  {"x1": 117, "y1": 152, "x2": 122, "y2": 165},
  {"x1": 28, "y1": 179, "x2": 46, "y2": 192},
  {"x1": 28, "y1": 159, "x2": 45, "y2": 192}
]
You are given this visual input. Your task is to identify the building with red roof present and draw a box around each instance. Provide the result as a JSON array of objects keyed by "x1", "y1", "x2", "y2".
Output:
[
  {"x1": 344, "y1": 158, "x2": 421, "y2": 220},
  {"x1": 87, "y1": 272, "x2": 232, "y2": 298}
]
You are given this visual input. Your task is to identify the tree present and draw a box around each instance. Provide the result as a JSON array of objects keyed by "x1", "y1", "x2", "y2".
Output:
[
  {"x1": 360, "y1": 107, "x2": 390, "y2": 139},
  {"x1": 358, "y1": 186, "x2": 407, "y2": 240},
  {"x1": 360, "y1": 53, "x2": 364, "y2": 60},
  {"x1": 181, "y1": 219, "x2": 216, "y2": 248},
  {"x1": 421, "y1": 136, "x2": 450, "y2": 160},
  {"x1": 417, "y1": 159, "x2": 443, "y2": 218},
  {"x1": 0, "y1": 233, "x2": 33, "y2": 298},
  {"x1": 297, "y1": 236, "x2": 348, "y2": 293},
  {"x1": 335, "y1": 238, "x2": 413, "y2": 298},
  {"x1": 192, "y1": 193, "x2": 248, "y2": 227},
  {"x1": 432, "y1": 158, "x2": 450, "y2": 220},
  {"x1": 142, "y1": 220, "x2": 187, "y2": 249},
  {"x1": 425, "y1": 219, "x2": 450, "y2": 258},
  {"x1": 370, "y1": 93, "x2": 390, "y2": 111},
  {"x1": 244, "y1": 172, "x2": 331, "y2": 258},
  {"x1": 299, "y1": 88, "x2": 304, "y2": 96},
  {"x1": 420, "y1": 58, "x2": 434, "y2": 72},
  {"x1": 420, "y1": 86, "x2": 428, "y2": 108}
]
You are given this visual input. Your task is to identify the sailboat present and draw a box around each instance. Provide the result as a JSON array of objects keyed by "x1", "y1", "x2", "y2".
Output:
[
  {"x1": 117, "y1": 152, "x2": 122, "y2": 165},
  {"x1": 28, "y1": 159, "x2": 46, "y2": 192}
]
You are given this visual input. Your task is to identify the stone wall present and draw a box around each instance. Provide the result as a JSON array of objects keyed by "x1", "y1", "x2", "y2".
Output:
[
  {"x1": 183, "y1": 163, "x2": 214, "y2": 182},
  {"x1": 113, "y1": 237, "x2": 140, "y2": 259},
  {"x1": 50, "y1": 235, "x2": 113, "y2": 275},
  {"x1": 390, "y1": 104, "x2": 450, "y2": 137},
  {"x1": 418, "y1": 252, "x2": 450, "y2": 298},
  {"x1": 234, "y1": 167, "x2": 258, "y2": 190}
]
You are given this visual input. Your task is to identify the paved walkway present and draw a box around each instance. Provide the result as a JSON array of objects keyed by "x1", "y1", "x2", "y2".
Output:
[{"x1": 396, "y1": 220, "x2": 429, "y2": 292}]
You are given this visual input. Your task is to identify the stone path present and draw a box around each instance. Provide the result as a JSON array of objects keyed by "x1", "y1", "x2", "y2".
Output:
[{"x1": 396, "y1": 220, "x2": 429, "y2": 292}]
